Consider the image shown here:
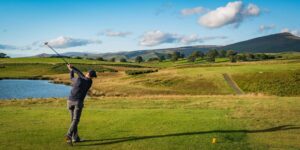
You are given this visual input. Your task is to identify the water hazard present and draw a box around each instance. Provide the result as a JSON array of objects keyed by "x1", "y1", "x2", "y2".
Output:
[{"x1": 0, "y1": 79, "x2": 71, "y2": 99}]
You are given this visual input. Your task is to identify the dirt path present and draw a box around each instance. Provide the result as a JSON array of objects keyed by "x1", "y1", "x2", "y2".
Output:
[{"x1": 223, "y1": 73, "x2": 244, "y2": 95}]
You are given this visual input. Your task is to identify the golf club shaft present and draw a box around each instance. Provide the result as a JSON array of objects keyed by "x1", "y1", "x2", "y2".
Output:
[{"x1": 45, "y1": 44, "x2": 69, "y2": 64}]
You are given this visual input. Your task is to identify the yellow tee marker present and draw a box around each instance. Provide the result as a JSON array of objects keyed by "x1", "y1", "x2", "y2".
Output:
[{"x1": 212, "y1": 137, "x2": 217, "y2": 144}]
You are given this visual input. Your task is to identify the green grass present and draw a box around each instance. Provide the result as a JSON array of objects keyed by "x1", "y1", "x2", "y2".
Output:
[
  {"x1": 232, "y1": 70, "x2": 300, "y2": 96},
  {"x1": 51, "y1": 64, "x2": 118, "y2": 73},
  {"x1": 0, "y1": 58, "x2": 147, "y2": 68},
  {"x1": 1, "y1": 58, "x2": 299, "y2": 96},
  {"x1": 0, "y1": 57, "x2": 99, "y2": 64},
  {"x1": 0, "y1": 96, "x2": 299, "y2": 149},
  {"x1": 0, "y1": 63, "x2": 56, "y2": 78}
]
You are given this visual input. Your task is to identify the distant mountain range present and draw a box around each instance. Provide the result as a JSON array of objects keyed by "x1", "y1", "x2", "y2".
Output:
[{"x1": 35, "y1": 32, "x2": 300, "y2": 60}]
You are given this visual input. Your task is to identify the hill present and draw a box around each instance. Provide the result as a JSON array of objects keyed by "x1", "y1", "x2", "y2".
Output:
[
  {"x1": 34, "y1": 33, "x2": 300, "y2": 60},
  {"x1": 221, "y1": 32, "x2": 300, "y2": 53}
]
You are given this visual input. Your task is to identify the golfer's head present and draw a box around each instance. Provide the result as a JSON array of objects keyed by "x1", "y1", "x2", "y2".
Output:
[{"x1": 86, "y1": 69, "x2": 97, "y2": 79}]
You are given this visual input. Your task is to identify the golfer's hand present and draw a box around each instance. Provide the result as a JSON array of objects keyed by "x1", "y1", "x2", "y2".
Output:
[{"x1": 67, "y1": 64, "x2": 73, "y2": 71}]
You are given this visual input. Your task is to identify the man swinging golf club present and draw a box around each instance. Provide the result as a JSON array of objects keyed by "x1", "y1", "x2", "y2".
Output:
[
  {"x1": 44, "y1": 42, "x2": 97, "y2": 145},
  {"x1": 65, "y1": 64, "x2": 97, "y2": 145}
]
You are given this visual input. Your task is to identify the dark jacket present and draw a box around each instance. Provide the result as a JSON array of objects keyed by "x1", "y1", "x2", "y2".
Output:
[{"x1": 68, "y1": 67, "x2": 92, "y2": 102}]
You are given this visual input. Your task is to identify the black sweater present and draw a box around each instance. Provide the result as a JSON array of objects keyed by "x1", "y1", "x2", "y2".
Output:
[{"x1": 68, "y1": 67, "x2": 92, "y2": 102}]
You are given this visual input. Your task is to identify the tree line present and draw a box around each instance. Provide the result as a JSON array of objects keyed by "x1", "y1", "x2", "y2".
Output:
[
  {"x1": 133, "y1": 49, "x2": 278, "y2": 63},
  {"x1": 0, "y1": 50, "x2": 279, "y2": 63}
]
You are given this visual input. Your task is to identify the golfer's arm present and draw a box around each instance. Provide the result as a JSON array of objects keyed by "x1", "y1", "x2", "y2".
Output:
[
  {"x1": 71, "y1": 67, "x2": 85, "y2": 78},
  {"x1": 70, "y1": 70, "x2": 75, "y2": 80}
]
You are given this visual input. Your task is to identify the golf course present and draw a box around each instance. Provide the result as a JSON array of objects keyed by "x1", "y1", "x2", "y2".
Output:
[
  {"x1": 1, "y1": 1, "x2": 300, "y2": 149},
  {"x1": 0, "y1": 55, "x2": 299, "y2": 150}
]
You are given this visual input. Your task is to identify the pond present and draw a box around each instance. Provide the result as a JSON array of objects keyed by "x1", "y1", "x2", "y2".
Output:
[{"x1": 0, "y1": 79, "x2": 71, "y2": 99}]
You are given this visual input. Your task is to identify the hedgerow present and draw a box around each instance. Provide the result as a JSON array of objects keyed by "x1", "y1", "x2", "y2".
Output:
[{"x1": 125, "y1": 69, "x2": 158, "y2": 75}]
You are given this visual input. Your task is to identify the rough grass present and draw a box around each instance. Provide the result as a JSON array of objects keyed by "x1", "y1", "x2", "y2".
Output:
[
  {"x1": 0, "y1": 96, "x2": 299, "y2": 149},
  {"x1": 51, "y1": 64, "x2": 118, "y2": 73},
  {"x1": 1, "y1": 58, "x2": 299, "y2": 96},
  {"x1": 232, "y1": 70, "x2": 300, "y2": 96}
]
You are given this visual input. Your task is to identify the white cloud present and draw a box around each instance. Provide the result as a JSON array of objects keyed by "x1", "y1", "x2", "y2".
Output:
[
  {"x1": 243, "y1": 3, "x2": 260, "y2": 16},
  {"x1": 139, "y1": 30, "x2": 226, "y2": 47},
  {"x1": 101, "y1": 30, "x2": 132, "y2": 37},
  {"x1": 259, "y1": 24, "x2": 276, "y2": 32},
  {"x1": 181, "y1": 7, "x2": 208, "y2": 16},
  {"x1": 281, "y1": 28, "x2": 300, "y2": 36},
  {"x1": 139, "y1": 30, "x2": 178, "y2": 46},
  {"x1": 47, "y1": 36, "x2": 101, "y2": 49},
  {"x1": 198, "y1": 1, "x2": 261, "y2": 28}
]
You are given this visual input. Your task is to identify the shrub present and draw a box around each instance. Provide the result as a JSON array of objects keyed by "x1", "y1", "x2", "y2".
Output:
[
  {"x1": 120, "y1": 58, "x2": 127, "y2": 62},
  {"x1": 125, "y1": 69, "x2": 158, "y2": 75},
  {"x1": 87, "y1": 57, "x2": 94, "y2": 60},
  {"x1": 109, "y1": 57, "x2": 116, "y2": 62},
  {"x1": 148, "y1": 57, "x2": 160, "y2": 62},
  {"x1": 74, "y1": 56, "x2": 83, "y2": 59},
  {"x1": 135, "y1": 56, "x2": 144, "y2": 63},
  {"x1": 96, "y1": 57, "x2": 105, "y2": 61}
]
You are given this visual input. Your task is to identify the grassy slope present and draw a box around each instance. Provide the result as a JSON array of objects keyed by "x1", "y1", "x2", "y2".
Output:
[
  {"x1": 1, "y1": 58, "x2": 299, "y2": 96},
  {"x1": 0, "y1": 96, "x2": 299, "y2": 150}
]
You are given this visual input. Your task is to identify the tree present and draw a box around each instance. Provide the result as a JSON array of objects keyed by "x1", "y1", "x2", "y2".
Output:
[
  {"x1": 96, "y1": 57, "x2": 105, "y2": 61},
  {"x1": 120, "y1": 58, "x2": 127, "y2": 62},
  {"x1": 135, "y1": 56, "x2": 144, "y2": 63},
  {"x1": 245, "y1": 53, "x2": 255, "y2": 60},
  {"x1": 198, "y1": 51, "x2": 205, "y2": 58},
  {"x1": 0, "y1": 53, "x2": 9, "y2": 58},
  {"x1": 74, "y1": 56, "x2": 82, "y2": 59},
  {"x1": 171, "y1": 51, "x2": 181, "y2": 61},
  {"x1": 109, "y1": 57, "x2": 116, "y2": 62},
  {"x1": 206, "y1": 49, "x2": 219, "y2": 62},
  {"x1": 187, "y1": 55, "x2": 196, "y2": 62},
  {"x1": 87, "y1": 57, "x2": 94, "y2": 60},
  {"x1": 237, "y1": 54, "x2": 247, "y2": 61},
  {"x1": 191, "y1": 51, "x2": 200, "y2": 58},
  {"x1": 158, "y1": 55, "x2": 165, "y2": 62},
  {"x1": 226, "y1": 50, "x2": 238, "y2": 63},
  {"x1": 180, "y1": 53, "x2": 185, "y2": 58},
  {"x1": 166, "y1": 53, "x2": 172, "y2": 59},
  {"x1": 219, "y1": 50, "x2": 227, "y2": 58},
  {"x1": 190, "y1": 51, "x2": 204, "y2": 60},
  {"x1": 188, "y1": 51, "x2": 200, "y2": 62}
]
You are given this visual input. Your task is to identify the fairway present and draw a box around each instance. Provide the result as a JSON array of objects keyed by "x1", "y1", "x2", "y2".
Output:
[{"x1": 0, "y1": 96, "x2": 300, "y2": 150}]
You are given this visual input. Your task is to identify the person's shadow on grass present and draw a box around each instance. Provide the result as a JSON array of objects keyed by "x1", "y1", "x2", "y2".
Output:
[{"x1": 76, "y1": 125, "x2": 300, "y2": 146}]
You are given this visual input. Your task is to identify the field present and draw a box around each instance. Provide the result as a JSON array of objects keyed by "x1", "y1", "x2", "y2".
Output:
[
  {"x1": 1, "y1": 96, "x2": 300, "y2": 150},
  {"x1": 0, "y1": 55, "x2": 300, "y2": 149}
]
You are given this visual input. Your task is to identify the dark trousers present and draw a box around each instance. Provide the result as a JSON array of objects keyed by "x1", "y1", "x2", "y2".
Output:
[{"x1": 67, "y1": 100, "x2": 83, "y2": 140}]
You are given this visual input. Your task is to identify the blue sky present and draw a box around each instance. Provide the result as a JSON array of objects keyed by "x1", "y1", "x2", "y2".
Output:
[{"x1": 0, "y1": 0, "x2": 299, "y2": 57}]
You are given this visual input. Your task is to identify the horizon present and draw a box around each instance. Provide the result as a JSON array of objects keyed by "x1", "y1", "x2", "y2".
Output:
[{"x1": 1, "y1": 0, "x2": 300, "y2": 57}]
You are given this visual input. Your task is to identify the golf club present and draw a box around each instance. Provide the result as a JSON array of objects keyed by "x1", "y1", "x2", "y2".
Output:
[{"x1": 44, "y1": 42, "x2": 69, "y2": 64}]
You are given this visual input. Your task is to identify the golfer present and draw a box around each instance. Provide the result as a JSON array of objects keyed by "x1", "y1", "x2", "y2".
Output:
[{"x1": 65, "y1": 64, "x2": 97, "y2": 145}]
